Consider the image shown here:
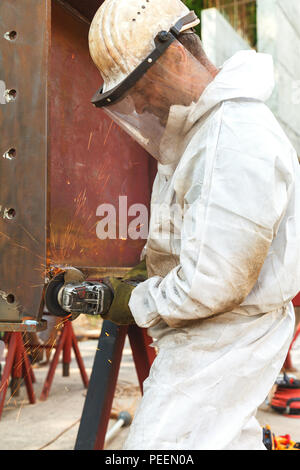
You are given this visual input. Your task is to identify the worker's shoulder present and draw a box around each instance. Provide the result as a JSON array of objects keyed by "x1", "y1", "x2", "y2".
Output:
[
  {"x1": 221, "y1": 97, "x2": 279, "y2": 132},
  {"x1": 218, "y1": 98, "x2": 295, "y2": 156}
]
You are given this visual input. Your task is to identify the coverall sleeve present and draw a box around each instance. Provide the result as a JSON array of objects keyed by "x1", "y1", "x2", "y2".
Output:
[{"x1": 129, "y1": 109, "x2": 291, "y2": 328}]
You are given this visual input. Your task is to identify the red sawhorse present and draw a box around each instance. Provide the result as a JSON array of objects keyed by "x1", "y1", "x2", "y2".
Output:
[
  {"x1": 40, "y1": 319, "x2": 89, "y2": 400},
  {"x1": 75, "y1": 321, "x2": 156, "y2": 450},
  {"x1": 284, "y1": 294, "x2": 300, "y2": 371},
  {"x1": 0, "y1": 332, "x2": 36, "y2": 420},
  {"x1": 284, "y1": 322, "x2": 300, "y2": 371}
]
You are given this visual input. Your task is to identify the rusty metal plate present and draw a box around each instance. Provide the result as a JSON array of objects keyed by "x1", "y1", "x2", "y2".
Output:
[
  {"x1": 0, "y1": 0, "x2": 50, "y2": 324},
  {"x1": 48, "y1": 2, "x2": 157, "y2": 273},
  {"x1": 62, "y1": 0, "x2": 103, "y2": 21},
  {"x1": 0, "y1": 0, "x2": 157, "y2": 330}
]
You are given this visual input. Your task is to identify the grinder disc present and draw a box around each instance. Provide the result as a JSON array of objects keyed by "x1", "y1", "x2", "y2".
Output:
[
  {"x1": 45, "y1": 272, "x2": 68, "y2": 318},
  {"x1": 45, "y1": 269, "x2": 85, "y2": 320}
]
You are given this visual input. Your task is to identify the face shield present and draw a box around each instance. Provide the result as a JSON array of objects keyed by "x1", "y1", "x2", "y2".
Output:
[{"x1": 91, "y1": 12, "x2": 205, "y2": 163}]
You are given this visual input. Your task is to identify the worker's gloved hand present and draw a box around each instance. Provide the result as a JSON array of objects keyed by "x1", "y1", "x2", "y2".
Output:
[
  {"x1": 122, "y1": 259, "x2": 148, "y2": 283},
  {"x1": 102, "y1": 260, "x2": 147, "y2": 326}
]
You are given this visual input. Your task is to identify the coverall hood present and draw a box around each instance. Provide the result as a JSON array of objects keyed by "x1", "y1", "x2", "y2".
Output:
[{"x1": 160, "y1": 49, "x2": 275, "y2": 167}]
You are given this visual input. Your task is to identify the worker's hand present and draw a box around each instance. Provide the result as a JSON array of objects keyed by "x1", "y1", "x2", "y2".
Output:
[
  {"x1": 102, "y1": 260, "x2": 148, "y2": 326},
  {"x1": 122, "y1": 259, "x2": 148, "y2": 282}
]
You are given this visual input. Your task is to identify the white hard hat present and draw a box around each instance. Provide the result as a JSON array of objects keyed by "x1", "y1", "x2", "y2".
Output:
[{"x1": 89, "y1": 0, "x2": 198, "y2": 92}]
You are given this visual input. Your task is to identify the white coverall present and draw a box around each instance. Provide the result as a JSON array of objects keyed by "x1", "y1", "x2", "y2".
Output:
[{"x1": 124, "y1": 50, "x2": 300, "y2": 450}]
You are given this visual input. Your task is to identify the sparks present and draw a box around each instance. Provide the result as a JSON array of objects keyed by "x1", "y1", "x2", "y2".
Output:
[
  {"x1": 103, "y1": 120, "x2": 114, "y2": 147},
  {"x1": 88, "y1": 131, "x2": 93, "y2": 150}
]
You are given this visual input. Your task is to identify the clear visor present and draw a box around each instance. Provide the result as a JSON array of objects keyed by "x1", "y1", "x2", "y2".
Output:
[{"x1": 102, "y1": 39, "x2": 206, "y2": 163}]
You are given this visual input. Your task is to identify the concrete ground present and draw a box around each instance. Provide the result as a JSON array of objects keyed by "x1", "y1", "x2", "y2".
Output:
[
  {"x1": 0, "y1": 318, "x2": 300, "y2": 450},
  {"x1": 0, "y1": 321, "x2": 141, "y2": 451}
]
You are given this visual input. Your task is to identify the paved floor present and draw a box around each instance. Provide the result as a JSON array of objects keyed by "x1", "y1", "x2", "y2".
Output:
[
  {"x1": 0, "y1": 334, "x2": 141, "y2": 451},
  {"x1": 0, "y1": 328, "x2": 300, "y2": 450}
]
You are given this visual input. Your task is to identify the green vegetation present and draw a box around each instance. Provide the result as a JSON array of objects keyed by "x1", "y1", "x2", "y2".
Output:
[
  {"x1": 183, "y1": 0, "x2": 257, "y2": 47},
  {"x1": 183, "y1": 0, "x2": 204, "y2": 36}
]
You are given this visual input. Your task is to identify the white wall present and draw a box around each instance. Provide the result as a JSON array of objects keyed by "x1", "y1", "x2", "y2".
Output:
[
  {"x1": 201, "y1": 8, "x2": 251, "y2": 68},
  {"x1": 257, "y1": 0, "x2": 300, "y2": 156}
]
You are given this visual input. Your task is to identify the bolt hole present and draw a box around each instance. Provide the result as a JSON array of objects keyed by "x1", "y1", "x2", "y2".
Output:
[
  {"x1": 5, "y1": 89, "x2": 17, "y2": 103},
  {"x1": 4, "y1": 31, "x2": 17, "y2": 41},
  {"x1": 5, "y1": 208, "x2": 16, "y2": 219},
  {"x1": 6, "y1": 294, "x2": 15, "y2": 304},
  {"x1": 3, "y1": 148, "x2": 16, "y2": 160}
]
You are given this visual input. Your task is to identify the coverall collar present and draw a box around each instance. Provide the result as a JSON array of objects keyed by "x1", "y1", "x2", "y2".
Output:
[{"x1": 158, "y1": 50, "x2": 275, "y2": 173}]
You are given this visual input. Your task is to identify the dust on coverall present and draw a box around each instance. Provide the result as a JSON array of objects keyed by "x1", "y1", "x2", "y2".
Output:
[{"x1": 124, "y1": 50, "x2": 300, "y2": 450}]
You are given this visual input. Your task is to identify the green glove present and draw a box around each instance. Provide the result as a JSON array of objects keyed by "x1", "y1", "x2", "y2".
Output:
[
  {"x1": 102, "y1": 260, "x2": 148, "y2": 326},
  {"x1": 122, "y1": 259, "x2": 148, "y2": 282}
]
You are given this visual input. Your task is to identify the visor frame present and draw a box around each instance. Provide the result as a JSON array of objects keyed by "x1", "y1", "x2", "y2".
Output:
[{"x1": 91, "y1": 11, "x2": 200, "y2": 108}]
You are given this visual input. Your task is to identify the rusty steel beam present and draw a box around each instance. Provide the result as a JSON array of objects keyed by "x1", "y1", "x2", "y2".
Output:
[{"x1": 0, "y1": 0, "x2": 50, "y2": 327}]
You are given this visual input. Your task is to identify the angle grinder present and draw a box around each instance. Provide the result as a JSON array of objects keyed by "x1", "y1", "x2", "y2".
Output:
[{"x1": 45, "y1": 268, "x2": 113, "y2": 320}]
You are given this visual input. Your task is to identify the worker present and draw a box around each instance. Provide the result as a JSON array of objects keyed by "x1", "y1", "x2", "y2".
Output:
[{"x1": 89, "y1": 0, "x2": 300, "y2": 450}]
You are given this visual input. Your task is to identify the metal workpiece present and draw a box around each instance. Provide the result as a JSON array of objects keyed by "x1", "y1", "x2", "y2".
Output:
[
  {"x1": 0, "y1": 0, "x2": 50, "y2": 328},
  {"x1": 47, "y1": 1, "x2": 153, "y2": 271},
  {"x1": 0, "y1": 319, "x2": 47, "y2": 333},
  {"x1": 0, "y1": 0, "x2": 156, "y2": 331}
]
